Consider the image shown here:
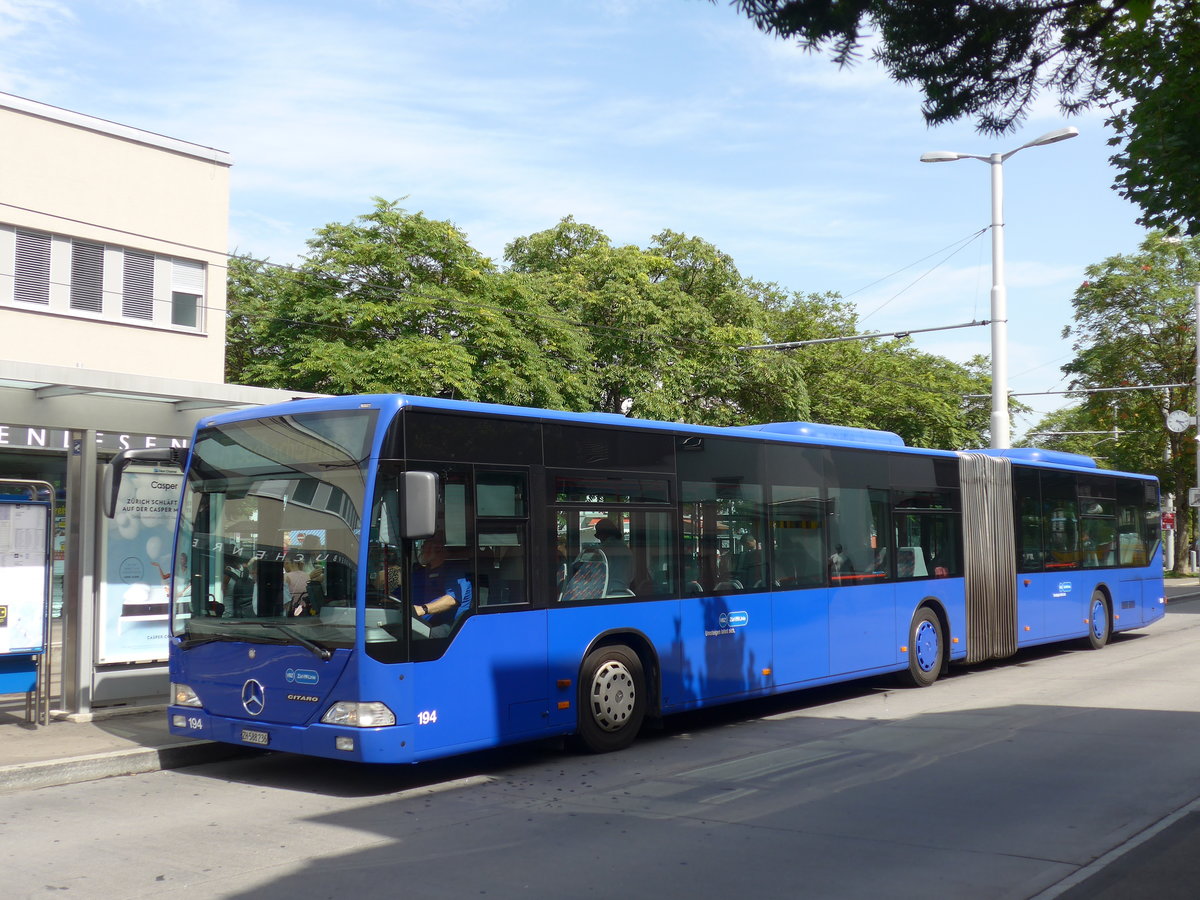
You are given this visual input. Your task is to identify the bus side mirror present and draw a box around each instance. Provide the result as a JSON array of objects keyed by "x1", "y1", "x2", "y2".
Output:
[
  {"x1": 102, "y1": 447, "x2": 186, "y2": 518},
  {"x1": 401, "y1": 471, "x2": 438, "y2": 539}
]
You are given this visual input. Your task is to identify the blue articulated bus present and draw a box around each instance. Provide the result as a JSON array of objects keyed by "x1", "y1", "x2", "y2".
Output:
[{"x1": 105, "y1": 394, "x2": 1164, "y2": 763}]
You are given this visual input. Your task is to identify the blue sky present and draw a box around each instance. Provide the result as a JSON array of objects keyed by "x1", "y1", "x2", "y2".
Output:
[{"x1": 1, "y1": 0, "x2": 1150, "y2": 433}]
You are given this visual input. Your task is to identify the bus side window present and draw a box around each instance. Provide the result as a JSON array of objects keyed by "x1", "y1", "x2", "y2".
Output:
[
  {"x1": 1116, "y1": 478, "x2": 1149, "y2": 566},
  {"x1": 826, "y1": 487, "x2": 889, "y2": 582},
  {"x1": 477, "y1": 526, "x2": 527, "y2": 606},
  {"x1": 770, "y1": 490, "x2": 824, "y2": 588},
  {"x1": 475, "y1": 471, "x2": 529, "y2": 607},
  {"x1": 410, "y1": 467, "x2": 473, "y2": 644},
  {"x1": 1042, "y1": 472, "x2": 1079, "y2": 569}
]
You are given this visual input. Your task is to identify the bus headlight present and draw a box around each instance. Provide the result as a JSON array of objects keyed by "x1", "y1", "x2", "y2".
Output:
[
  {"x1": 321, "y1": 701, "x2": 396, "y2": 727},
  {"x1": 171, "y1": 683, "x2": 202, "y2": 708}
]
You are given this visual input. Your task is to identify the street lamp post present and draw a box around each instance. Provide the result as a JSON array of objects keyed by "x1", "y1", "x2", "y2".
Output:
[{"x1": 921, "y1": 126, "x2": 1079, "y2": 449}]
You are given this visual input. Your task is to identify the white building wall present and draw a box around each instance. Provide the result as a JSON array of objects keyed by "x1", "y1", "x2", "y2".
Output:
[{"x1": 0, "y1": 93, "x2": 232, "y2": 382}]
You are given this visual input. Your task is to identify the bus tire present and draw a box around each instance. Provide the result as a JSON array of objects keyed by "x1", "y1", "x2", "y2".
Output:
[
  {"x1": 1085, "y1": 591, "x2": 1111, "y2": 650},
  {"x1": 903, "y1": 607, "x2": 944, "y2": 688},
  {"x1": 575, "y1": 645, "x2": 645, "y2": 753}
]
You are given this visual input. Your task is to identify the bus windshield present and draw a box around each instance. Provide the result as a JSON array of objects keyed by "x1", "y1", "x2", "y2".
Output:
[{"x1": 171, "y1": 408, "x2": 378, "y2": 651}]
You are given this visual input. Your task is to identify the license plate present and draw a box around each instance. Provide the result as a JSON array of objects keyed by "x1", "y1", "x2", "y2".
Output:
[{"x1": 241, "y1": 729, "x2": 269, "y2": 746}]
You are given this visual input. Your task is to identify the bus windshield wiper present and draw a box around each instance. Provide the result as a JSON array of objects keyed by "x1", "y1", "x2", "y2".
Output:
[
  {"x1": 178, "y1": 633, "x2": 250, "y2": 650},
  {"x1": 246, "y1": 622, "x2": 333, "y2": 660},
  {"x1": 179, "y1": 624, "x2": 330, "y2": 660}
]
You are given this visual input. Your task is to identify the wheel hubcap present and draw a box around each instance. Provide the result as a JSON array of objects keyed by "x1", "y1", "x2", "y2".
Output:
[
  {"x1": 1092, "y1": 600, "x2": 1106, "y2": 639},
  {"x1": 914, "y1": 620, "x2": 939, "y2": 672},
  {"x1": 589, "y1": 659, "x2": 636, "y2": 732}
]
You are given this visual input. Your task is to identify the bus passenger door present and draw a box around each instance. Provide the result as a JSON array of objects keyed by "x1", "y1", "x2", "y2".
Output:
[
  {"x1": 769, "y1": 497, "x2": 829, "y2": 685},
  {"x1": 826, "y1": 487, "x2": 896, "y2": 675}
]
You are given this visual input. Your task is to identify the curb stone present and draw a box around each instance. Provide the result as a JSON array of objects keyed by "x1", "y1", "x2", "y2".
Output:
[{"x1": 0, "y1": 741, "x2": 255, "y2": 793}]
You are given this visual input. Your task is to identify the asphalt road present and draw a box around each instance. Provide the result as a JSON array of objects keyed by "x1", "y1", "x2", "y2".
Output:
[{"x1": 4, "y1": 597, "x2": 1199, "y2": 900}]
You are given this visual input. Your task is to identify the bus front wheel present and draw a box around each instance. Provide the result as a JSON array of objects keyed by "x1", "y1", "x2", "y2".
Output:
[
  {"x1": 903, "y1": 607, "x2": 944, "y2": 688},
  {"x1": 575, "y1": 645, "x2": 645, "y2": 753}
]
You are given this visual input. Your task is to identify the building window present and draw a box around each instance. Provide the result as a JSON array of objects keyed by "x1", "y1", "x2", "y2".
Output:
[
  {"x1": 122, "y1": 250, "x2": 154, "y2": 319},
  {"x1": 4, "y1": 224, "x2": 206, "y2": 331},
  {"x1": 14, "y1": 229, "x2": 51, "y2": 305},
  {"x1": 171, "y1": 258, "x2": 205, "y2": 328},
  {"x1": 69, "y1": 240, "x2": 104, "y2": 312},
  {"x1": 171, "y1": 291, "x2": 198, "y2": 327}
]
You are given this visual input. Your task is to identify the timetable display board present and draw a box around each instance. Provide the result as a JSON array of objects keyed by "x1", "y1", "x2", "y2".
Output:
[{"x1": 0, "y1": 501, "x2": 50, "y2": 655}]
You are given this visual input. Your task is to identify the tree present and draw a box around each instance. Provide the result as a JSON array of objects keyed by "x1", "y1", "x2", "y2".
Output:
[
  {"x1": 722, "y1": 1, "x2": 1200, "y2": 233},
  {"x1": 229, "y1": 206, "x2": 995, "y2": 447},
  {"x1": 1102, "y1": 6, "x2": 1200, "y2": 234},
  {"x1": 225, "y1": 199, "x2": 594, "y2": 409},
  {"x1": 506, "y1": 218, "x2": 809, "y2": 425},
  {"x1": 1034, "y1": 232, "x2": 1200, "y2": 567}
]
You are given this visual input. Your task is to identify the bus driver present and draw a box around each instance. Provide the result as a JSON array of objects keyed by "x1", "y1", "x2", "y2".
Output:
[{"x1": 409, "y1": 533, "x2": 472, "y2": 638}]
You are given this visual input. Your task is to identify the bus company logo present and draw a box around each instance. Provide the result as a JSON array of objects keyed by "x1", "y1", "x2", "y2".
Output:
[
  {"x1": 718, "y1": 611, "x2": 749, "y2": 628},
  {"x1": 708, "y1": 611, "x2": 749, "y2": 637},
  {"x1": 241, "y1": 679, "x2": 266, "y2": 716},
  {"x1": 286, "y1": 693, "x2": 320, "y2": 703},
  {"x1": 1058, "y1": 581, "x2": 1073, "y2": 593},
  {"x1": 285, "y1": 668, "x2": 320, "y2": 685}
]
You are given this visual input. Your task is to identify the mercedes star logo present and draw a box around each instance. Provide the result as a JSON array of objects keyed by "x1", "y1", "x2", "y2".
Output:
[{"x1": 241, "y1": 679, "x2": 266, "y2": 716}]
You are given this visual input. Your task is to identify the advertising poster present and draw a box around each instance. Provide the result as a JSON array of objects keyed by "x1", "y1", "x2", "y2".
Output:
[
  {"x1": 97, "y1": 467, "x2": 185, "y2": 664},
  {"x1": 0, "y1": 502, "x2": 49, "y2": 655}
]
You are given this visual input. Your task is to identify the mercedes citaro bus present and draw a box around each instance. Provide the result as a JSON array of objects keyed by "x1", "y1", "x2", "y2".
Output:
[{"x1": 103, "y1": 394, "x2": 1164, "y2": 763}]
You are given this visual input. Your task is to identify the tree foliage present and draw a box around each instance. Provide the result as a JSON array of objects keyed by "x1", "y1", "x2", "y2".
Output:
[
  {"x1": 723, "y1": 0, "x2": 1200, "y2": 232},
  {"x1": 1102, "y1": 5, "x2": 1200, "y2": 234},
  {"x1": 1025, "y1": 232, "x2": 1200, "y2": 565},
  {"x1": 226, "y1": 199, "x2": 594, "y2": 409},
  {"x1": 227, "y1": 202, "x2": 993, "y2": 448}
]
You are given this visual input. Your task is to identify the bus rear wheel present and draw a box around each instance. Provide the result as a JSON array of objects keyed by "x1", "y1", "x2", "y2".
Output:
[
  {"x1": 903, "y1": 607, "x2": 944, "y2": 688},
  {"x1": 1085, "y1": 591, "x2": 1111, "y2": 650},
  {"x1": 575, "y1": 645, "x2": 645, "y2": 753}
]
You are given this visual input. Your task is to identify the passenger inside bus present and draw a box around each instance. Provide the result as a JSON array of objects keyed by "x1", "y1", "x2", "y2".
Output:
[
  {"x1": 222, "y1": 549, "x2": 256, "y2": 618},
  {"x1": 283, "y1": 555, "x2": 308, "y2": 605},
  {"x1": 729, "y1": 534, "x2": 765, "y2": 588}
]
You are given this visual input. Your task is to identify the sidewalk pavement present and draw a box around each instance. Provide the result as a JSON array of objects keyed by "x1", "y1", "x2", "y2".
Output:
[{"x1": 0, "y1": 703, "x2": 248, "y2": 794}]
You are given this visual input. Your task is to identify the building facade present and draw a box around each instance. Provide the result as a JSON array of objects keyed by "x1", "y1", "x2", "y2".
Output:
[
  {"x1": 0, "y1": 93, "x2": 318, "y2": 716},
  {"x1": 0, "y1": 92, "x2": 231, "y2": 381}
]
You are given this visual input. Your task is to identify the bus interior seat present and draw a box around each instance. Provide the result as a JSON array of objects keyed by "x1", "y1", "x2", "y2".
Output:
[
  {"x1": 897, "y1": 547, "x2": 927, "y2": 578},
  {"x1": 560, "y1": 548, "x2": 608, "y2": 602}
]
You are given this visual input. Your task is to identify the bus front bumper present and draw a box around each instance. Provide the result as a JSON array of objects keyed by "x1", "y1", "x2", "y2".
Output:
[{"x1": 168, "y1": 706, "x2": 416, "y2": 763}]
